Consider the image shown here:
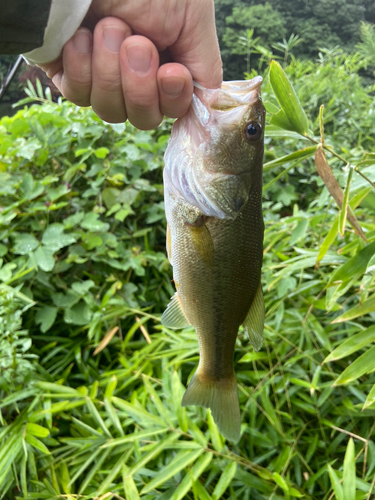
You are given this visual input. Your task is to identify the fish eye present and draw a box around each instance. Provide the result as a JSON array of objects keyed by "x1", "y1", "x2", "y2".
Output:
[{"x1": 243, "y1": 121, "x2": 262, "y2": 141}]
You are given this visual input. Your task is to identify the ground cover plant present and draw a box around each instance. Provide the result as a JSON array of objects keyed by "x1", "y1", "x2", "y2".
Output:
[{"x1": 0, "y1": 49, "x2": 374, "y2": 500}]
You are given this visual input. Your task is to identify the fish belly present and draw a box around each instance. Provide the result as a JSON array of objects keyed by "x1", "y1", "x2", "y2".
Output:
[{"x1": 165, "y1": 186, "x2": 263, "y2": 441}]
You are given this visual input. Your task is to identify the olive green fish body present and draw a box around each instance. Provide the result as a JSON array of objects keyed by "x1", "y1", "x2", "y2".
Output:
[{"x1": 162, "y1": 78, "x2": 266, "y2": 441}]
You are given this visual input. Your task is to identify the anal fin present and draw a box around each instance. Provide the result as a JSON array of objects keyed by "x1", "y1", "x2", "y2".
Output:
[
  {"x1": 161, "y1": 292, "x2": 190, "y2": 329},
  {"x1": 242, "y1": 282, "x2": 265, "y2": 351}
]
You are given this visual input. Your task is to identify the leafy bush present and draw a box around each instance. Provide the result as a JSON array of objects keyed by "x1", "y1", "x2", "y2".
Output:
[{"x1": 0, "y1": 52, "x2": 374, "y2": 499}]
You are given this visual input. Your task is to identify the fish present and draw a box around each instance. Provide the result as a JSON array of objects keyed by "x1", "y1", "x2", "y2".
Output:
[{"x1": 162, "y1": 77, "x2": 266, "y2": 442}]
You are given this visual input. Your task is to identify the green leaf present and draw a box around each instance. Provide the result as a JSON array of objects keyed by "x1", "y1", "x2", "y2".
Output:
[
  {"x1": 128, "y1": 433, "x2": 180, "y2": 476},
  {"x1": 324, "y1": 326, "x2": 375, "y2": 363},
  {"x1": 192, "y1": 480, "x2": 213, "y2": 500},
  {"x1": 212, "y1": 461, "x2": 237, "y2": 500},
  {"x1": 334, "y1": 345, "x2": 375, "y2": 385},
  {"x1": 112, "y1": 397, "x2": 166, "y2": 428},
  {"x1": 328, "y1": 465, "x2": 344, "y2": 500},
  {"x1": 33, "y1": 246, "x2": 55, "y2": 272},
  {"x1": 42, "y1": 223, "x2": 76, "y2": 252},
  {"x1": 269, "y1": 60, "x2": 309, "y2": 135},
  {"x1": 170, "y1": 453, "x2": 213, "y2": 500},
  {"x1": 95, "y1": 147, "x2": 110, "y2": 158},
  {"x1": 26, "y1": 423, "x2": 50, "y2": 438},
  {"x1": 80, "y1": 212, "x2": 110, "y2": 232},
  {"x1": 339, "y1": 166, "x2": 354, "y2": 236},
  {"x1": 25, "y1": 434, "x2": 50, "y2": 454},
  {"x1": 316, "y1": 218, "x2": 339, "y2": 265},
  {"x1": 263, "y1": 146, "x2": 316, "y2": 170},
  {"x1": 141, "y1": 449, "x2": 204, "y2": 494},
  {"x1": 13, "y1": 233, "x2": 39, "y2": 255},
  {"x1": 343, "y1": 438, "x2": 356, "y2": 500},
  {"x1": 332, "y1": 294, "x2": 375, "y2": 323},
  {"x1": 64, "y1": 301, "x2": 92, "y2": 325},
  {"x1": 207, "y1": 409, "x2": 223, "y2": 452},
  {"x1": 363, "y1": 383, "x2": 375, "y2": 410},
  {"x1": 122, "y1": 465, "x2": 140, "y2": 500},
  {"x1": 35, "y1": 306, "x2": 58, "y2": 333},
  {"x1": 328, "y1": 240, "x2": 375, "y2": 286}
]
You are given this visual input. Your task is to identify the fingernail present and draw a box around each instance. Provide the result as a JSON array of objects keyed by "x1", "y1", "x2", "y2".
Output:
[
  {"x1": 103, "y1": 26, "x2": 125, "y2": 52},
  {"x1": 161, "y1": 77, "x2": 185, "y2": 97},
  {"x1": 126, "y1": 44, "x2": 152, "y2": 76},
  {"x1": 73, "y1": 29, "x2": 91, "y2": 54},
  {"x1": 52, "y1": 71, "x2": 62, "y2": 90}
]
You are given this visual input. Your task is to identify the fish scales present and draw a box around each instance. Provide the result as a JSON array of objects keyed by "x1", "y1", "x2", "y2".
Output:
[{"x1": 162, "y1": 78, "x2": 266, "y2": 441}]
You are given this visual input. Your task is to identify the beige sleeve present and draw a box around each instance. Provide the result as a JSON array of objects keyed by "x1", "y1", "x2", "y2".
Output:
[{"x1": 23, "y1": 0, "x2": 92, "y2": 64}]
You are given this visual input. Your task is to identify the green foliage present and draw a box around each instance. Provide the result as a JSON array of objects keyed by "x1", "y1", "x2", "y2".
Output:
[
  {"x1": 215, "y1": 0, "x2": 375, "y2": 79},
  {"x1": 0, "y1": 54, "x2": 374, "y2": 500}
]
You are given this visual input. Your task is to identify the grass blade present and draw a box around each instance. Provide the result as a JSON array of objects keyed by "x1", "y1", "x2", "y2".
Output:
[{"x1": 343, "y1": 438, "x2": 356, "y2": 500}]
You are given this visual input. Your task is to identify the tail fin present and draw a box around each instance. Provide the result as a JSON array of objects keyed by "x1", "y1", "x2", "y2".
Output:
[{"x1": 181, "y1": 372, "x2": 241, "y2": 442}]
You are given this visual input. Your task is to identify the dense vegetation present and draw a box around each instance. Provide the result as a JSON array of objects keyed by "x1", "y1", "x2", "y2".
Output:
[
  {"x1": 214, "y1": 0, "x2": 375, "y2": 79},
  {"x1": 0, "y1": 43, "x2": 374, "y2": 499}
]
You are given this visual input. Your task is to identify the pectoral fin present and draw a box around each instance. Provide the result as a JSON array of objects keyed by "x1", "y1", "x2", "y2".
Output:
[
  {"x1": 187, "y1": 217, "x2": 214, "y2": 266},
  {"x1": 242, "y1": 282, "x2": 264, "y2": 351},
  {"x1": 161, "y1": 292, "x2": 190, "y2": 329}
]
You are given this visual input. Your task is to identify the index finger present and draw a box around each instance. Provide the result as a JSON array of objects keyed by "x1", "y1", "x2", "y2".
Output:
[{"x1": 169, "y1": 0, "x2": 222, "y2": 89}]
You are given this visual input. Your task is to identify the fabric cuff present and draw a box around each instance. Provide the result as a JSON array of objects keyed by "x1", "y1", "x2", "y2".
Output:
[{"x1": 23, "y1": 0, "x2": 92, "y2": 64}]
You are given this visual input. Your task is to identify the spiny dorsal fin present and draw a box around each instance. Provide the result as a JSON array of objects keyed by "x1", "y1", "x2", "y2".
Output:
[
  {"x1": 242, "y1": 282, "x2": 264, "y2": 351},
  {"x1": 161, "y1": 292, "x2": 190, "y2": 329}
]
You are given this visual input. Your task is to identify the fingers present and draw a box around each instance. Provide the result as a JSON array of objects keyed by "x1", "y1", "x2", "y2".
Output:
[
  {"x1": 58, "y1": 28, "x2": 93, "y2": 106},
  {"x1": 120, "y1": 35, "x2": 163, "y2": 130},
  {"x1": 91, "y1": 18, "x2": 132, "y2": 123},
  {"x1": 171, "y1": 0, "x2": 223, "y2": 89},
  {"x1": 157, "y1": 63, "x2": 193, "y2": 119}
]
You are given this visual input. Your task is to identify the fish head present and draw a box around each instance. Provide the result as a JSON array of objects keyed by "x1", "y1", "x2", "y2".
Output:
[
  {"x1": 164, "y1": 77, "x2": 265, "y2": 219},
  {"x1": 197, "y1": 78, "x2": 265, "y2": 218}
]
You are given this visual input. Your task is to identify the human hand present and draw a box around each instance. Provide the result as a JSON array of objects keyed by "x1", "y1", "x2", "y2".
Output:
[{"x1": 39, "y1": 0, "x2": 222, "y2": 129}]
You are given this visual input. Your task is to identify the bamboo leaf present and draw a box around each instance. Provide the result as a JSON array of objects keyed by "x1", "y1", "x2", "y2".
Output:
[
  {"x1": 316, "y1": 218, "x2": 339, "y2": 265},
  {"x1": 25, "y1": 434, "x2": 50, "y2": 454},
  {"x1": 129, "y1": 433, "x2": 180, "y2": 476},
  {"x1": 333, "y1": 346, "x2": 375, "y2": 385},
  {"x1": 269, "y1": 60, "x2": 309, "y2": 135},
  {"x1": 122, "y1": 465, "x2": 140, "y2": 500},
  {"x1": 343, "y1": 438, "x2": 356, "y2": 500},
  {"x1": 170, "y1": 452, "x2": 213, "y2": 500},
  {"x1": 314, "y1": 146, "x2": 367, "y2": 242},
  {"x1": 112, "y1": 396, "x2": 166, "y2": 428},
  {"x1": 328, "y1": 240, "x2": 375, "y2": 286},
  {"x1": 212, "y1": 461, "x2": 237, "y2": 500},
  {"x1": 101, "y1": 427, "x2": 169, "y2": 448},
  {"x1": 363, "y1": 383, "x2": 375, "y2": 410},
  {"x1": 207, "y1": 409, "x2": 224, "y2": 452},
  {"x1": 324, "y1": 326, "x2": 375, "y2": 363},
  {"x1": 141, "y1": 448, "x2": 204, "y2": 494},
  {"x1": 263, "y1": 146, "x2": 317, "y2": 170},
  {"x1": 192, "y1": 480, "x2": 213, "y2": 500},
  {"x1": 26, "y1": 423, "x2": 50, "y2": 438},
  {"x1": 328, "y1": 465, "x2": 344, "y2": 500},
  {"x1": 339, "y1": 166, "x2": 354, "y2": 236},
  {"x1": 332, "y1": 294, "x2": 375, "y2": 323}
]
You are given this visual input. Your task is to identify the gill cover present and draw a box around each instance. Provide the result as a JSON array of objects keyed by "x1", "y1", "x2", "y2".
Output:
[{"x1": 163, "y1": 78, "x2": 263, "y2": 219}]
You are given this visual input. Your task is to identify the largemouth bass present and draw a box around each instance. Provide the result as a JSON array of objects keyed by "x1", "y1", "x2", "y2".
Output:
[{"x1": 162, "y1": 78, "x2": 265, "y2": 442}]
